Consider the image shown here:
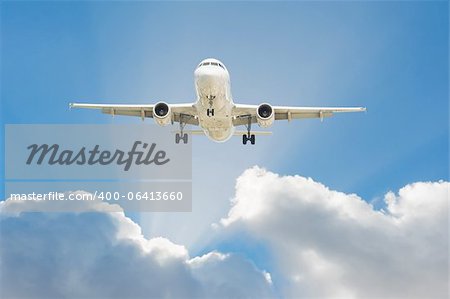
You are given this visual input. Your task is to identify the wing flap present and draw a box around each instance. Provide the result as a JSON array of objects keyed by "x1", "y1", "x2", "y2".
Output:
[
  {"x1": 70, "y1": 102, "x2": 199, "y2": 125},
  {"x1": 232, "y1": 103, "x2": 365, "y2": 125},
  {"x1": 274, "y1": 111, "x2": 333, "y2": 120},
  {"x1": 70, "y1": 103, "x2": 154, "y2": 110},
  {"x1": 101, "y1": 108, "x2": 153, "y2": 118}
]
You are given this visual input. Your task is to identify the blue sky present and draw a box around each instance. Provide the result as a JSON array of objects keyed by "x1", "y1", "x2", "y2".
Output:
[
  {"x1": 1, "y1": 2, "x2": 448, "y2": 298},
  {"x1": 2, "y1": 1, "x2": 447, "y2": 198}
]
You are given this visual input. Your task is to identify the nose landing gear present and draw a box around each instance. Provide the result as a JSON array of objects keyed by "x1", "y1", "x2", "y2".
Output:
[{"x1": 206, "y1": 95, "x2": 215, "y2": 117}]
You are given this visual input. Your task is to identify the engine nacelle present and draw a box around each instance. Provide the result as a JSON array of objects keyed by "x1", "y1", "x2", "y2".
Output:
[
  {"x1": 153, "y1": 102, "x2": 171, "y2": 126},
  {"x1": 256, "y1": 103, "x2": 274, "y2": 128}
]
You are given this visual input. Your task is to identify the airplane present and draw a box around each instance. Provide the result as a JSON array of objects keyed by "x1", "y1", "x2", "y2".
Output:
[{"x1": 70, "y1": 58, "x2": 366, "y2": 145}]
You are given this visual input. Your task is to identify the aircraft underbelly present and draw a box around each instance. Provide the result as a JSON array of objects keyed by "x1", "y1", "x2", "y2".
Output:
[
  {"x1": 197, "y1": 96, "x2": 234, "y2": 142},
  {"x1": 198, "y1": 109, "x2": 233, "y2": 142},
  {"x1": 195, "y1": 70, "x2": 234, "y2": 142},
  {"x1": 205, "y1": 127, "x2": 234, "y2": 142}
]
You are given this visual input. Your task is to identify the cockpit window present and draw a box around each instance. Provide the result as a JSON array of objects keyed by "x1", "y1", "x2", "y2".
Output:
[{"x1": 197, "y1": 61, "x2": 225, "y2": 69}]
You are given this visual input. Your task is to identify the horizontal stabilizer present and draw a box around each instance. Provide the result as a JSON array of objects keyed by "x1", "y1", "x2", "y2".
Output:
[
  {"x1": 172, "y1": 130, "x2": 205, "y2": 135},
  {"x1": 233, "y1": 131, "x2": 272, "y2": 136},
  {"x1": 172, "y1": 130, "x2": 272, "y2": 136}
]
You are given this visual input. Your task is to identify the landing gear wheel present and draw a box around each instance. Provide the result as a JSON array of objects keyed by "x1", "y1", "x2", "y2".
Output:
[
  {"x1": 242, "y1": 134, "x2": 255, "y2": 145},
  {"x1": 176, "y1": 133, "x2": 188, "y2": 144},
  {"x1": 207, "y1": 108, "x2": 215, "y2": 117}
]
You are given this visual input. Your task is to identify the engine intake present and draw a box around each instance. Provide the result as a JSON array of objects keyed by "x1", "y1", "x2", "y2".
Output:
[
  {"x1": 256, "y1": 103, "x2": 274, "y2": 128},
  {"x1": 153, "y1": 102, "x2": 171, "y2": 126}
]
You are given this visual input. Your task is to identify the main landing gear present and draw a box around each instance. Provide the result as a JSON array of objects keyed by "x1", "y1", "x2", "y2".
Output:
[
  {"x1": 243, "y1": 134, "x2": 255, "y2": 145},
  {"x1": 242, "y1": 115, "x2": 255, "y2": 145},
  {"x1": 175, "y1": 132, "x2": 188, "y2": 144},
  {"x1": 207, "y1": 108, "x2": 214, "y2": 117},
  {"x1": 175, "y1": 114, "x2": 190, "y2": 144}
]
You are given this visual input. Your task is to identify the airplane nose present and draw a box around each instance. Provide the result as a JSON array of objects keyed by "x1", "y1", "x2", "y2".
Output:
[
  {"x1": 195, "y1": 67, "x2": 223, "y2": 87},
  {"x1": 196, "y1": 66, "x2": 219, "y2": 78}
]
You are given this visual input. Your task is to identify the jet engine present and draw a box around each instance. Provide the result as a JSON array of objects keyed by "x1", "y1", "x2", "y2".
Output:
[
  {"x1": 153, "y1": 102, "x2": 171, "y2": 126},
  {"x1": 256, "y1": 103, "x2": 274, "y2": 128}
]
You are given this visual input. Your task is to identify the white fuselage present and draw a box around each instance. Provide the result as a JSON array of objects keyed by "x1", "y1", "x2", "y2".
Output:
[{"x1": 194, "y1": 58, "x2": 235, "y2": 142}]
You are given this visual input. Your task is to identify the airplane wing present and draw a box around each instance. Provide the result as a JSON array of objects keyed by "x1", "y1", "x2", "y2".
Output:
[
  {"x1": 69, "y1": 102, "x2": 199, "y2": 125},
  {"x1": 232, "y1": 104, "x2": 366, "y2": 126}
]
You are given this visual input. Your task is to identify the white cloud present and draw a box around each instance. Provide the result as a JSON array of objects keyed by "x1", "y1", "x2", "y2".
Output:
[
  {"x1": 1, "y1": 169, "x2": 448, "y2": 299},
  {"x1": 221, "y1": 167, "x2": 449, "y2": 299},
  {"x1": 0, "y1": 195, "x2": 274, "y2": 299},
  {"x1": 188, "y1": 251, "x2": 274, "y2": 298}
]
